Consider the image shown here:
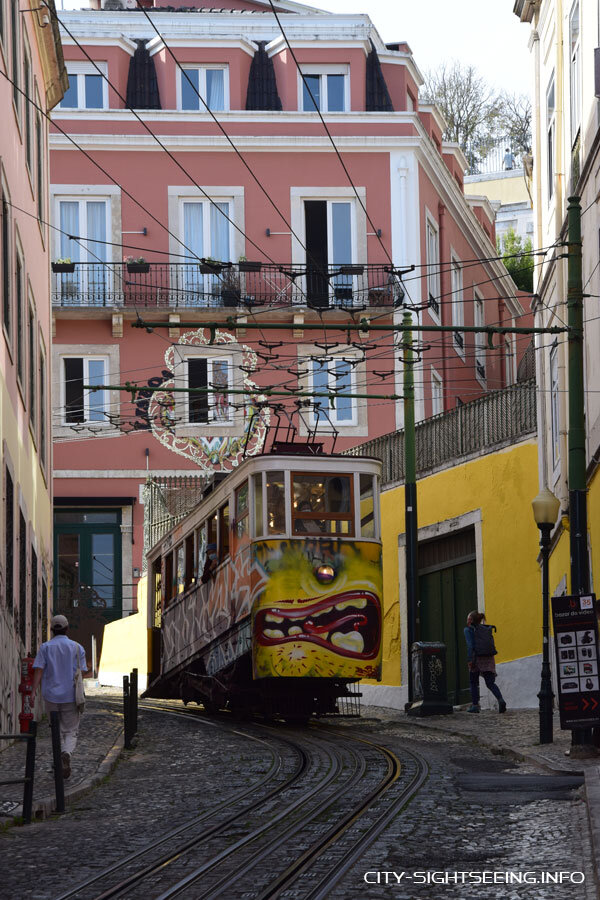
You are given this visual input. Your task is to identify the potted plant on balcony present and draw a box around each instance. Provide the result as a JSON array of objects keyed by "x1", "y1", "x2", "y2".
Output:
[
  {"x1": 238, "y1": 255, "x2": 262, "y2": 273},
  {"x1": 200, "y1": 256, "x2": 224, "y2": 275},
  {"x1": 125, "y1": 255, "x2": 150, "y2": 274},
  {"x1": 52, "y1": 258, "x2": 76, "y2": 273}
]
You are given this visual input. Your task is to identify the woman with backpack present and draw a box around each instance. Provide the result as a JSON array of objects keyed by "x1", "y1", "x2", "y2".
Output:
[{"x1": 464, "y1": 610, "x2": 507, "y2": 714}]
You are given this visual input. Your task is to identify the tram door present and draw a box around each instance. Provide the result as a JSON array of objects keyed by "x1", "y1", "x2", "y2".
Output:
[{"x1": 417, "y1": 529, "x2": 477, "y2": 706}]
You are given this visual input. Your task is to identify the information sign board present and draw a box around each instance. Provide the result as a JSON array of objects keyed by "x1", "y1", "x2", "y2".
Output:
[{"x1": 552, "y1": 594, "x2": 600, "y2": 729}]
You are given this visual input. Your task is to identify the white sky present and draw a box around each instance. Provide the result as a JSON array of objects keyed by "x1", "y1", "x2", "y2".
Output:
[{"x1": 313, "y1": 0, "x2": 532, "y2": 97}]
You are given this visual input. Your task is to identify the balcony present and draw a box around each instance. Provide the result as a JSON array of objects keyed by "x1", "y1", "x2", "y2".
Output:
[{"x1": 51, "y1": 262, "x2": 404, "y2": 310}]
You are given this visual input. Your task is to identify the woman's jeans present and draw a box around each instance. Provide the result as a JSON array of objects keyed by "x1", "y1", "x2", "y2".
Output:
[{"x1": 470, "y1": 669, "x2": 503, "y2": 705}]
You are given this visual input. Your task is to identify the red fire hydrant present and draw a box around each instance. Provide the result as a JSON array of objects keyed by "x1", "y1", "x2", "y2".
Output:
[{"x1": 18, "y1": 656, "x2": 34, "y2": 733}]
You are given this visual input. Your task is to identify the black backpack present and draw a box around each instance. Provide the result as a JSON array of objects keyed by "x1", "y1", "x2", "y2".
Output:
[{"x1": 473, "y1": 623, "x2": 497, "y2": 656}]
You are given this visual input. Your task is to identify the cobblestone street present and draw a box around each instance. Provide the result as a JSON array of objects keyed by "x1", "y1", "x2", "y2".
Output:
[{"x1": 0, "y1": 694, "x2": 596, "y2": 899}]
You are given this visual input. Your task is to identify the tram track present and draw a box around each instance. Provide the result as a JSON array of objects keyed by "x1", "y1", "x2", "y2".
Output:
[{"x1": 57, "y1": 701, "x2": 428, "y2": 900}]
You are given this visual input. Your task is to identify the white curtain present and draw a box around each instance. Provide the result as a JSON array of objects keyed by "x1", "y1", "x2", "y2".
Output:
[
  {"x1": 210, "y1": 202, "x2": 230, "y2": 261},
  {"x1": 183, "y1": 202, "x2": 204, "y2": 301},
  {"x1": 206, "y1": 69, "x2": 225, "y2": 111},
  {"x1": 86, "y1": 201, "x2": 108, "y2": 301},
  {"x1": 59, "y1": 201, "x2": 80, "y2": 261}
]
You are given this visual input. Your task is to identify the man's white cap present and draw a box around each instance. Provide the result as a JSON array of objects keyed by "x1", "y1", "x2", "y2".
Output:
[{"x1": 51, "y1": 614, "x2": 69, "y2": 629}]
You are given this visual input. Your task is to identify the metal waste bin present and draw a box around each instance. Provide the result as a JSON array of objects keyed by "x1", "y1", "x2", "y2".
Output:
[{"x1": 407, "y1": 641, "x2": 453, "y2": 716}]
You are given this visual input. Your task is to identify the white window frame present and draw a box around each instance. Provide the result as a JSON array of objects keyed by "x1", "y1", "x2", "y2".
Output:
[
  {"x1": 550, "y1": 343, "x2": 560, "y2": 471},
  {"x1": 308, "y1": 356, "x2": 358, "y2": 427},
  {"x1": 54, "y1": 195, "x2": 111, "y2": 261},
  {"x1": 53, "y1": 343, "x2": 119, "y2": 439},
  {"x1": 425, "y1": 213, "x2": 440, "y2": 321},
  {"x1": 59, "y1": 61, "x2": 108, "y2": 110},
  {"x1": 298, "y1": 65, "x2": 350, "y2": 113},
  {"x1": 569, "y1": 0, "x2": 581, "y2": 143},
  {"x1": 178, "y1": 198, "x2": 234, "y2": 262},
  {"x1": 450, "y1": 252, "x2": 464, "y2": 357},
  {"x1": 60, "y1": 354, "x2": 109, "y2": 426},
  {"x1": 185, "y1": 355, "x2": 233, "y2": 426},
  {"x1": 170, "y1": 343, "x2": 245, "y2": 437},
  {"x1": 431, "y1": 367, "x2": 443, "y2": 417},
  {"x1": 23, "y1": 34, "x2": 33, "y2": 178},
  {"x1": 177, "y1": 65, "x2": 229, "y2": 112},
  {"x1": 473, "y1": 290, "x2": 486, "y2": 384},
  {"x1": 547, "y1": 73, "x2": 556, "y2": 201}
]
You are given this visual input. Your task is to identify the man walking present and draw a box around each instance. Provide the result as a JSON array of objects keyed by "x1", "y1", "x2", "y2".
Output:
[{"x1": 31, "y1": 615, "x2": 88, "y2": 779}]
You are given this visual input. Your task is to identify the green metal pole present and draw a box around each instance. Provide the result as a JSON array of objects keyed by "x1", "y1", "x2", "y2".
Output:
[
  {"x1": 403, "y1": 311, "x2": 419, "y2": 704},
  {"x1": 567, "y1": 196, "x2": 592, "y2": 750}
]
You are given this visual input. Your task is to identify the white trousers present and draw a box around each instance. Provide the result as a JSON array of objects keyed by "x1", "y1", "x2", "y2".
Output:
[{"x1": 44, "y1": 701, "x2": 81, "y2": 756}]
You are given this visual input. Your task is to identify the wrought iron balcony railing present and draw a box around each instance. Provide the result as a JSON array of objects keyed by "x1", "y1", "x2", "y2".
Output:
[
  {"x1": 345, "y1": 379, "x2": 536, "y2": 487},
  {"x1": 51, "y1": 262, "x2": 404, "y2": 310}
]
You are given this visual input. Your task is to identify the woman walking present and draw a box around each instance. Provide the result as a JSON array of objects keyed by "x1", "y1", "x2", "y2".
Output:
[{"x1": 464, "y1": 610, "x2": 507, "y2": 713}]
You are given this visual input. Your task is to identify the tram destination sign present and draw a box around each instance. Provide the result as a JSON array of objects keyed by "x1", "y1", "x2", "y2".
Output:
[{"x1": 552, "y1": 594, "x2": 600, "y2": 729}]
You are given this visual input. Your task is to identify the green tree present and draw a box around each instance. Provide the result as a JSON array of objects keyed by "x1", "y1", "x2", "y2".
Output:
[{"x1": 497, "y1": 227, "x2": 534, "y2": 293}]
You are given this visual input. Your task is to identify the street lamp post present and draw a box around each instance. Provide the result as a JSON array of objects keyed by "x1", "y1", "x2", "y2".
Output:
[{"x1": 532, "y1": 487, "x2": 561, "y2": 745}]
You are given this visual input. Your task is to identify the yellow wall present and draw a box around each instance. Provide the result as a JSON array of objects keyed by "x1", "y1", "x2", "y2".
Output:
[
  {"x1": 375, "y1": 439, "x2": 541, "y2": 687},
  {"x1": 98, "y1": 574, "x2": 149, "y2": 685},
  {"x1": 464, "y1": 172, "x2": 530, "y2": 207}
]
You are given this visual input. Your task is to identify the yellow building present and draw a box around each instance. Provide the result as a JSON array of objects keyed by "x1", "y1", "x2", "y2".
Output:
[{"x1": 0, "y1": 2, "x2": 66, "y2": 733}]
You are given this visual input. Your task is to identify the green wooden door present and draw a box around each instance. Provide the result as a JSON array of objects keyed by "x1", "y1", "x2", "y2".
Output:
[{"x1": 419, "y1": 559, "x2": 477, "y2": 705}]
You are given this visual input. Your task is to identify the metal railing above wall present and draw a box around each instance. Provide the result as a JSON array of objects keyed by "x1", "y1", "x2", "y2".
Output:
[
  {"x1": 345, "y1": 379, "x2": 536, "y2": 488},
  {"x1": 143, "y1": 474, "x2": 212, "y2": 566},
  {"x1": 51, "y1": 262, "x2": 403, "y2": 310}
]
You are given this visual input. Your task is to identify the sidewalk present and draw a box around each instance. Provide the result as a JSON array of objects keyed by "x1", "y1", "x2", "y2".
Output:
[
  {"x1": 365, "y1": 704, "x2": 600, "y2": 888},
  {"x1": 0, "y1": 686, "x2": 123, "y2": 821}
]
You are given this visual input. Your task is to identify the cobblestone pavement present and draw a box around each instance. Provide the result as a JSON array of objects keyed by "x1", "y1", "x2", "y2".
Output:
[{"x1": 0, "y1": 691, "x2": 597, "y2": 899}]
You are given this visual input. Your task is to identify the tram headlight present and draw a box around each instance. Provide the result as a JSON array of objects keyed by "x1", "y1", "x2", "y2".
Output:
[{"x1": 315, "y1": 564, "x2": 335, "y2": 584}]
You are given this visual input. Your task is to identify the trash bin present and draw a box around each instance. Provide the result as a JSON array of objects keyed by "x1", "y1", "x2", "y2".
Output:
[{"x1": 407, "y1": 641, "x2": 453, "y2": 716}]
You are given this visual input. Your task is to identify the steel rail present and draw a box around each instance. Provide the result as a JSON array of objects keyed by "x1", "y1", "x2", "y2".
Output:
[{"x1": 54, "y1": 703, "x2": 303, "y2": 900}]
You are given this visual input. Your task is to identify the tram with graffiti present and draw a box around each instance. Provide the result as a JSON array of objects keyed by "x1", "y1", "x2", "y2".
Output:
[{"x1": 144, "y1": 452, "x2": 383, "y2": 721}]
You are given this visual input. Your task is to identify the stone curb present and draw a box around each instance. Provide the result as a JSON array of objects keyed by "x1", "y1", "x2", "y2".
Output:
[
  {"x1": 401, "y1": 715, "x2": 600, "y2": 897},
  {"x1": 12, "y1": 728, "x2": 125, "y2": 822}
]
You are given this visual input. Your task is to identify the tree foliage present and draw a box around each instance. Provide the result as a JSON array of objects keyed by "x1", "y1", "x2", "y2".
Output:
[
  {"x1": 422, "y1": 61, "x2": 532, "y2": 169},
  {"x1": 497, "y1": 227, "x2": 534, "y2": 293}
]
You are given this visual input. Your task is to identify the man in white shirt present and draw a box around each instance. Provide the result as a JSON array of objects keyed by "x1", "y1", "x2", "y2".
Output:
[{"x1": 32, "y1": 615, "x2": 88, "y2": 779}]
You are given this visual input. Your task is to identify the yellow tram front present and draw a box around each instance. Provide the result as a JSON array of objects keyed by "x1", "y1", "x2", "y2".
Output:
[{"x1": 250, "y1": 456, "x2": 383, "y2": 684}]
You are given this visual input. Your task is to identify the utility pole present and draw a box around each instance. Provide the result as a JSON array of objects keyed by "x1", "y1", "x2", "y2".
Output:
[
  {"x1": 567, "y1": 196, "x2": 592, "y2": 750},
  {"x1": 402, "y1": 310, "x2": 419, "y2": 703}
]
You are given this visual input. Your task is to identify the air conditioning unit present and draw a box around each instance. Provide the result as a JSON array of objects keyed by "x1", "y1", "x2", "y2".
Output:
[{"x1": 101, "y1": 0, "x2": 126, "y2": 9}]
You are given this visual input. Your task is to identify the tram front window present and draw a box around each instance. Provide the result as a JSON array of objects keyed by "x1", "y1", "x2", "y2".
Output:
[
  {"x1": 292, "y1": 473, "x2": 353, "y2": 536},
  {"x1": 267, "y1": 471, "x2": 286, "y2": 534}
]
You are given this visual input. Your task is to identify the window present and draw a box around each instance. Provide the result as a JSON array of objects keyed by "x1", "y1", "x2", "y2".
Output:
[
  {"x1": 300, "y1": 67, "x2": 348, "y2": 112},
  {"x1": 218, "y1": 503, "x2": 229, "y2": 561},
  {"x1": 11, "y1": 0, "x2": 20, "y2": 113},
  {"x1": 56, "y1": 198, "x2": 109, "y2": 302},
  {"x1": 19, "y1": 510, "x2": 27, "y2": 645},
  {"x1": 59, "y1": 62, "x2": 108, "y2": 110},
  {"x1": 547, "y1": 74, "x2": 555, "y2": 200},
  {"x1": 28, "y1": 301, "x2": 36, "y2": 431},
  {"x1": 4, "y1": 466, "x2": 14, "y2": 611},
  {"x1": 179, "y1": 66, "x2": 227, "y2": 112},
  {"x1": 62, "y1": 356, "x2": 108, "y2": 425},
  {"x1": 23, "y1": 41, "x2": 32, "y2": 173},
  {"x1": 569, "y1": 1, "x2": 580, "y2": 142},
  {"x1": 176, "y1": 543, "x2": 185, "y2": 594},
  {"x1": 253, "y1": 473, "x2": 263, "y2": 536},
  {"x1": 39, "y1": 342, "x2": 46, "y2": 468},
  {"x1": 450, "y1": 255, "x2": 464, "y2": 354},
  {"x1": 304, "y1": 200, "x2": 354, "y2": 307},
  {"x1": 473, "y1": 292, "x2": 485, "y2": 382},
  {"x1": 550, "y1": 343, "x2": 560, "y2": 469},
  {"x1": 310, "y1": 357, "x2": 356, "y2": 426},
  {"x1": 187, "y1": 356, "x2": 232, "y2": 425},
  {"x1": 266, "y1": 470, "x2": 285, "y2": 534},
  {"x1": 15, "y1": 250, "x2": 24, "y2": 390},
  {"x1": 31, "y1": 545, "x2": 38, "y2": 654},
  {"x1": 179, "y1": 199, "x2": 232, "y2": 301},
  {"x1": 504, "y1": 336, "x2": 514, "y2": 385},
  {"x1": 292, "y1": 473, "x2": 353, "y2": 536},
  {"x1": 35, "y1": 114, "x2": 43, "y2": 224},
  {"x1": 54, "y1": 508, "x2": 122, "y2": 612},
  {"x1": 431, "y1": 368, "x2": 443, "y2": 416},
  {"x1": 426, "y1": 217, "x2": 440, "y2": 317},
  {"x1": 359, "y1": 473, "x2": 376, "y2": 538},
  {"x1": 235, "y1": 481, "x2": 249, "y2": 538},
  {"x1": 1, "y1": 192, "x2": 10, "y2": 339}
]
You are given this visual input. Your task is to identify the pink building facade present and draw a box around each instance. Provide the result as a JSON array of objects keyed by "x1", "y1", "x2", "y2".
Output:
[
  {"x1": 50, "y1": 0, "x2": 526, "y2": 649},
  {"x1": 1, "y1": 0, "x2": 65, "y2": 731}
]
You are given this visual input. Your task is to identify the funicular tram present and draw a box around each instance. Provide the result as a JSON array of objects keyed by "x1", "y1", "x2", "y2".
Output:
[{"x1": 144, "y1": 451, "x2": 383, "y2": 721}]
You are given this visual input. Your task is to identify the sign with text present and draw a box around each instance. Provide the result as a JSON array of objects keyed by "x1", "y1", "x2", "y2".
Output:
[{"x1": 552, "y1": 594, "x2": 600, "y2": 729}]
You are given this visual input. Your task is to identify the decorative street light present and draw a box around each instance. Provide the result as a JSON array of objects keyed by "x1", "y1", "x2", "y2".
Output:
[{"x1": 531, "y1": 487, "x2": 561, "y2": 744}]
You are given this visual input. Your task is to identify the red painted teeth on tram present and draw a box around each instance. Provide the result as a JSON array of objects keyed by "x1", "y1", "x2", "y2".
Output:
[{"x1": 255, "y1": 591, "x2": 380, "y2": 659}]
